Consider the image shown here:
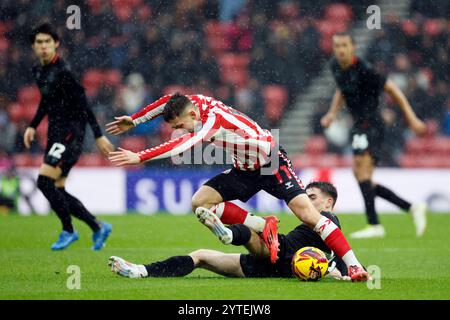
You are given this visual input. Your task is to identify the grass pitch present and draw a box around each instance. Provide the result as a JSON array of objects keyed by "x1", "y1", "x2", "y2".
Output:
[{"x1": 1, "y1": 213, "x2": 449, "y2": 300}]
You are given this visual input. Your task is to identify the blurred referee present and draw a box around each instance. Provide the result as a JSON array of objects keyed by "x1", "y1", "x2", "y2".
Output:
[
  {"x1": 24, "y1": 23, "x2": 114, "y2": 250},
  {"x1": 321, "y1": 32, "x2": 428, "y2": 238}
]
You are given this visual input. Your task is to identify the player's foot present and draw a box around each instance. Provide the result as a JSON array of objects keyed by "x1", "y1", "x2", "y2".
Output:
[
  {"x1": 51, "y1": 230, "x2": 79, "y2": 250},
  {"x1": 92, "y1": 222, "x2": 112, "y2": 251},
  {"x1": 348, "y1": 265, "x2": 369, "y2": 282},
  {"x1": 108, "y1": 256, "x2": 148, "y2": 278},
  {"x1": 195, "y1": 207, "x2": 233, "y2": 245},
  {"x1": 349, "y1": 224, "x2": 385, "y2": 239},
  {"x1": 410, "y1": 202, "x2": 427, "y2": 237},
  {"x1": 260, "y1": 216, "x2": 279, "y2": 264}
]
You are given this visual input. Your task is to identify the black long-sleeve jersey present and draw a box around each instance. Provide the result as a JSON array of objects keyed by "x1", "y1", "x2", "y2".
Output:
[
  {"x1": 29, "y1": 55, "x2": 102, "y2": 143},
  {"x1": 330, "y1": 56, "x2": 387, "y2": 130}
]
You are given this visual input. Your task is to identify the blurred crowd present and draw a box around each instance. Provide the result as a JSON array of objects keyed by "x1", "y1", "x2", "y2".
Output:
[
  {"x1": 0, "y1": 0, "x2": 448, "y2": 168},
  {"x1": 312, "y1": 0, "x2": 450, "y2": 166}
]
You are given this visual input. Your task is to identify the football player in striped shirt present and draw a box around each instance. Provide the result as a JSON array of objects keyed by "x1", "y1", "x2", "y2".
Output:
[{"x1": 107, "y1": 93, "x2": 368, "y2": 281}]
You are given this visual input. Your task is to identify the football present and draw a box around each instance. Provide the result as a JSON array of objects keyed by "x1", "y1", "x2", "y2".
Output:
[{"x1": 291, "y1": 247, "x2": 329, "y2": 281}]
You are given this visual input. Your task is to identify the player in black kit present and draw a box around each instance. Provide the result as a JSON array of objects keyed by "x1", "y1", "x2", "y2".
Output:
[
  {"x1": 24, "y1": 23, "x2": 114, "y2": 250},
  {"x1": 321, "y1": 32, "x2": 428, "y2": 238},
  {"x1": 108, "y1": 182, "x2": 350, "y2": 281}
]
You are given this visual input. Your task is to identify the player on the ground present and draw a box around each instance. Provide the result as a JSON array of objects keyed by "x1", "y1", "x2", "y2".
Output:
[
  {"x1": 24, "y1": 23, "x2": 114, "y2": 250},
  {"x1": 109, "y1": 181, "x2": 350, "y2": 280},
  {"x1": 107, "y1": 93, "x2": 368, "y2": 281},
  {"x1": 321, "y1": 32, "x2": 428, "y2": 239}
]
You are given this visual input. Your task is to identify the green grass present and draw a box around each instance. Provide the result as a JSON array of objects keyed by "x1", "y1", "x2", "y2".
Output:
[{"x1": 1, "y1": 213, "x2": 449, "y2": 300}]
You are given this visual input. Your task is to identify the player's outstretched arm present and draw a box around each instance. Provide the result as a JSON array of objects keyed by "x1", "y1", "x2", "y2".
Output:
[
  {"x1": 384, "y1": 79, "x2": 427, "y2": 136},
  {"x1": 105, "y1": 116, "x2": 135, "y2": 135},
  {"x1": 321, "y1": 89, "x2": 345, "y2": 128},
  {"x1": 108, "y1": 148, "x2": 141, "y2": 166}
]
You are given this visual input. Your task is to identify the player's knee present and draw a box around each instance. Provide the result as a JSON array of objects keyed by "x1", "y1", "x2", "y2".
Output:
[
  {"x1": 37, "y1": 175, "x2": 56, "y2": 196},
  {"x1": 189, "y1": 249, "x2": 209, "y2": 265},
  {"x1": 191, "y1": 197, "x2": 212, "y2": 213}
]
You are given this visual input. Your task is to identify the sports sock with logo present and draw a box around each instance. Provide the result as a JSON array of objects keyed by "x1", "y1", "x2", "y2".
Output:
[{"x1": 314, "y1": 215, "x2": 362, "y2": 268}]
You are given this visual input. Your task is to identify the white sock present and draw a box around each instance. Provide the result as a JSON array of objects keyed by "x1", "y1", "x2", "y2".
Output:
[
  {"x1": 341, "y1": 251, "x2": 362, "y2": 268},
  {"x1": 243, "y1": 214, "x2": 266, "y2": 233},
  {"x1": 137, "y1": 264, "x2": 148, "y2": 277}
]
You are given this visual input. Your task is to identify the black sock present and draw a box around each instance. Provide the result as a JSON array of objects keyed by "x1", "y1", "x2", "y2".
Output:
[
  {"x1": 374, "y1": 184, "x2": 412, "y2": 211},
  {"x1": 144, "y1": 256, "x2": 195, "y2": 277},
  {"x1": 228, "y1": 224, "x2": 252, "y2": 246},
  {"x1": 57, "y1": 187, "x2": 101, "y2": 232},
  {"x1": 37, "y1": 175, "x2": 73, "y2": 233},
  {"x1": 358, "y1": 180, "x2": 379, "y2": 225}
]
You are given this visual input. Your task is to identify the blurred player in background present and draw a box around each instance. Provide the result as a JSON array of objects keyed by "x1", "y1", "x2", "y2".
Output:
[
  {"x1": 107, "y1": 93, "x2": 368, "y2": 281},
  {"x1": 321, "y1": 32, "x2": 428, "y2": 239},
  {"x1": 24, "y1": 23, "x2": 114, "y2": 250},
  {"x1": 108, "y1": 181, "x2": 350, "y2": 281}
]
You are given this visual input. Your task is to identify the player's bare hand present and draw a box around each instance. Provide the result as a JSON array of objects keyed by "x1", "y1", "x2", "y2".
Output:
[
  {"x1": 96, "y1": 136, "x2": 115, "y2": 157},
  {"x1": 108, "y1": 148, "x2": 141, "y2": 166},
  {"x1": 320, "y1": 113, "x2": 336, "y2": 128},
  {"x1": 23, "y1": 127, "x2": 36, "y2": 149},
  {"x1": 105, "y1": 116, "x2": 134, "y2": 135},
  {"x1": 410, "y1": 118, "x2": 427, "y2": 136}
]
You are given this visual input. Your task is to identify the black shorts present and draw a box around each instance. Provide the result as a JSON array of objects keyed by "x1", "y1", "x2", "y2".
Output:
[
  {"x1": 44, "y1": 133, "x2": 83, "y2": 177},
  {"x1": 0, "y1": 195, "x2": 15, "y2": 209},
  {"x1": 350, "y1": 126, "x2": 385, "y2": 163},
  {"x1": 239, "y1": 234, "x2": 295, "y2": 278},
  {"x1": 204, "y1": 149, "x2": 305, "y2": 205}
]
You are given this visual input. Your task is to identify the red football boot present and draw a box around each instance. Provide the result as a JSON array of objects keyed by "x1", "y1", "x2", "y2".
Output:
[{"x1": 260, "y1": 216, "x2": 280, "y2": 264}]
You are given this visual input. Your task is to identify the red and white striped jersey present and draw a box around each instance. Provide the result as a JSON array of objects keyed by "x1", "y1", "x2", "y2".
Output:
[{"x1": 131, "y1": 94, "x2": 275, "y2": 171}]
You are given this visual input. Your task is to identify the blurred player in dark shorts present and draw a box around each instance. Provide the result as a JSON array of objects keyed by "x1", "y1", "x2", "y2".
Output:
[
  {"x1": 24, "y1": 23, "x2": 114, "y2": 250},
  {"x1": 321, "y1": 32, "x2": 428, "y2": 238},
  {"x1": 108, "y1": 181, "x2": 350, "y2": 281}
]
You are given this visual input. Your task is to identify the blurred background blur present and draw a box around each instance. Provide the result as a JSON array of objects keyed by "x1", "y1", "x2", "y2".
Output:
[{"x1": 0, "y1": 0, "x2": 449, "y2": 171}]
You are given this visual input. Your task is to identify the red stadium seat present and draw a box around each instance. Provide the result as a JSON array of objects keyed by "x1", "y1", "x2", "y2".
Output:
[
  {"x1": 262, "y1": 85, "x2": 288, "y2": 123},
  {"x1": 7, "y1": 103, "x2": 25, "y2": 123},
  {"x1": 220, "y1": 69, "x2": 249, "y2": 88},
  {"x1": 82, "y1": 69, "x2": 104, "y2": 97},
  {"x1": 76, "y1": 154, "x2": 106, "y2": 167},
  {"x1": 119, "y1": 136, "x2": 147, "y2": 151},
  {"x1": 304, "y1": 135, "x2": 328, "y2": 155},
  {"x1": 17, "y1": 85, "x2": 40, "y2": 107},
  {"x1": 423, "y1": 19, "x2": 444, "y2": 36},
  {"x1": 292, "y1": 153, "x2": 340, "y2": 169},
  {"x1": 13, "y1": 154, "x2": 33, "y2": 167},
  {"x1": 324, "y1": 4, "x2": 353, "y2": 23},
  {"x1": 103, "y1": 69, "x2": 122, "y2": 88},
  {"x1": 402, "y1": 20, "x2": 419, "y2": 36},
  {"x1": 218, "y1": 53, "x2": 250, "y2": 70}
]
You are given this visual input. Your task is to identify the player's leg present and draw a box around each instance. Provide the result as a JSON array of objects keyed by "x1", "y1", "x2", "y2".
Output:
[
  {"x1": 109, "y1": 250, "x2": 244, "y2": 278},
  {"x1": 190, "y1": 249, "x2": 245, "y2": 277},
  {"x1": 55, "y1": 176, "x2": 100, "y2": 232},
  {"x1": 57, "y1": 144, "x2": 112, "y2": 250},
  {"x1": 373, "y1": 183, "x2": 427, "y2": 237},
  {"x1": 350, "y1": 152, "x2": 386, "y2": 238},
  {"x1": 287, "y1": 193, "x2": 368, "y2": 281},
  {"x1": 36, "y1": 164, "x2": 79, "y2": 250},
  {"x1": 192, "y1": 171, "x2": 266, "y2": 232}
]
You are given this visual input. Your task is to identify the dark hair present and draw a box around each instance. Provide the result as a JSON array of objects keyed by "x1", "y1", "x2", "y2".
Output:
[
  {"x1": 333, "y1": 31, "x2": 355, "y2": 44},
  {"x1": 162, "y1": 93, "x2": 192, "y2": 122},
  {"x1": 29, "y1": 23, "x2": 59, "y2": 45},
  {"x1": 305, "y1": 181, "x2": 338, "y2": 207}
]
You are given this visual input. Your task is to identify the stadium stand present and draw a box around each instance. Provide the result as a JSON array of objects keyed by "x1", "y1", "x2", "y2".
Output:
[{"x1": 0, "y1": 0, "x2": 448, "y2": 168}]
